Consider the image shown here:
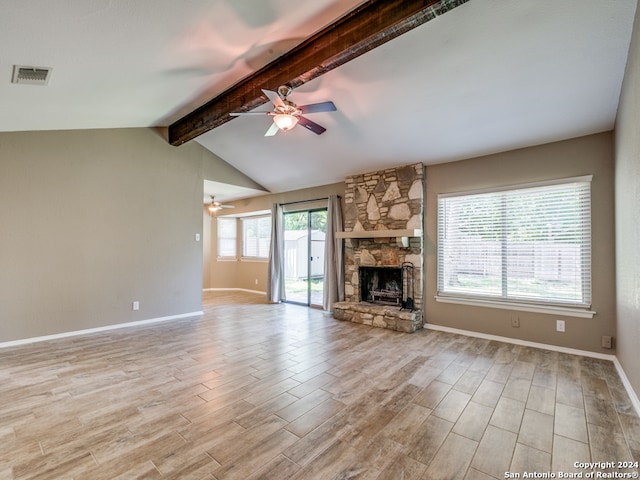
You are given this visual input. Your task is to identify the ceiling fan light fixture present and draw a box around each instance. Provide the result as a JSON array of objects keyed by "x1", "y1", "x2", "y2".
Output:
[{"x1": 273, "y1": 113, "x2": 299, "y2": 131}]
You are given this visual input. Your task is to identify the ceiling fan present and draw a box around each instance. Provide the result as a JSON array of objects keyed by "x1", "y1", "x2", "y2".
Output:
[
  {"x1": 206, "y1": 196, "x2": 235, "y2": 213},
  {"x1": 230, "y1": 85, "x2": 336, "y2": 136}
]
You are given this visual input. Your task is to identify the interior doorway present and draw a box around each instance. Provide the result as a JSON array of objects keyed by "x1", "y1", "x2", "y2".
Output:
[{"x1": 283, "y1": 208, "x2": 327, "y2": 307}]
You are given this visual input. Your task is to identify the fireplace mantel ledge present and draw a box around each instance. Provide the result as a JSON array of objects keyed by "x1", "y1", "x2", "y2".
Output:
[{"x1": 335, "y1": 229, "x2": 422, "y2": 239}]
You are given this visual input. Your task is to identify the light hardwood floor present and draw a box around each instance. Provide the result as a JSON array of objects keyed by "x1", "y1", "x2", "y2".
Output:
[{"x1": 1, "y1": 290, "x2": 639, "y2": 479}]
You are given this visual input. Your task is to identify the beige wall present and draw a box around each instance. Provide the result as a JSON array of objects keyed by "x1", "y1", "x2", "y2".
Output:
[
  {"x1": 0, "y1": 128, "x2": 215, "y2": 342},
  {"x1": 205, "y1": 182, "x2": 345, "y2": 291},
  {"x1": 425, "y1": 132, "x2": 616, "y2": 354},
  {"x1": 615, "y1": 3, "x2": 640, "y2": 396}
]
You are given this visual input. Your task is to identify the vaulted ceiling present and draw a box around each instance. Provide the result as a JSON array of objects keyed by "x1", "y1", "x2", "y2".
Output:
[{"x1": 2, "y1": 0, "x2": 637, "y2": 201}]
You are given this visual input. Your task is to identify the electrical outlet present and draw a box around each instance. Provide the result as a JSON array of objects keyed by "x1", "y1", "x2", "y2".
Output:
[
  {"x1": 132, "y1": 301, "x2": 140, "y2": 311},
  {"x1": 601, "y1": 336, "x2": 613, "y2": 349},
  {"x1": 511, "y1": 316, "x2": 520, "y2": 328},
  {"x1": 195, "y1": 233, "x2": 201, "y2": 242},
  {"x1": 556, "y1": 319, "x2": 565, "y2": 332},
  {"x1": 255, "y1": 279, "x2": 258, "y2": 285}
]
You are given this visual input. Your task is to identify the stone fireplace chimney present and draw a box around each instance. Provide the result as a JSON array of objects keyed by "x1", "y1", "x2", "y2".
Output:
[{"x1": 333, "y1": 163, "x2": 424, "y2": 332}]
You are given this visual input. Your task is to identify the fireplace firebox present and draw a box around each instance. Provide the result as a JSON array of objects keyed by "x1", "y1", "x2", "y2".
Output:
[{"x1": 359, "y1": 266, "x2": 403, "y2": 305}]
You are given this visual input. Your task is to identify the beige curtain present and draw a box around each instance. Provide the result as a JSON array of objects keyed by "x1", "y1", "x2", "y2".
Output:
[
  {"x1": 266, "y1": 203, "x2": 284, "y2": 303},
  {"x1": 323, "y1": 194, "x2": 344, "y2": 311}
]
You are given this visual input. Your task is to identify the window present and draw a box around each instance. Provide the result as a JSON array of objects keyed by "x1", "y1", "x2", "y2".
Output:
[
  {"x1": 242, "y1": 215, "x2": 272, "y2": 259},
  {"x1": 217, "y1": 217, "x2": 237, "y2": 258},
  {"x1": 437, "y1": 177, "x2": 592, "y2": 309}
]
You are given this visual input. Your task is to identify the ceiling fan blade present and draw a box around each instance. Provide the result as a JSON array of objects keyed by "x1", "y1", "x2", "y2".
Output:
[
  {"x1": 230, "y1": 111, "x2": 271, "y2": 116},
  {"x1": 299, "y1": 101, "x2": 337, "y2": 114},
  {"x1": 220, "y1": 205, "x2": 235, "y2": 209},
  {"x1": 265, "y1": 122, "x2": 279, "y2": 137},
  {"x1": 262, "y1": 89, "x2": 285, "y2": 109},
  {"x1": 297, "y1": 116, "x2": 326, "y2": 135}
]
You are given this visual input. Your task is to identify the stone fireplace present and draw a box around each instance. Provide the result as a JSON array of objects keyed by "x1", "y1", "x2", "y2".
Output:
[{"x1": 333, "y1": 163, "x2": 424, "y2": 333}]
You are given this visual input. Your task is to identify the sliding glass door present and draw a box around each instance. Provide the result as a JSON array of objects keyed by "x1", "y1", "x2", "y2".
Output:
[{"x1": 283, "y1": 209, "x2": 327, "y2": 307}]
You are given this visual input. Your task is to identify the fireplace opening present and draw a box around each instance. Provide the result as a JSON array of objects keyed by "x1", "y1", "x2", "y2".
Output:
[{"x1": 359, "y1": 266, "x2": 403, "y2": 305}]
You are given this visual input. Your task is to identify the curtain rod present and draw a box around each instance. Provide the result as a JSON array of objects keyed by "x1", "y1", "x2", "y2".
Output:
[{"x1": 279, "y1": 195, "x2": 341, "y2": 207}]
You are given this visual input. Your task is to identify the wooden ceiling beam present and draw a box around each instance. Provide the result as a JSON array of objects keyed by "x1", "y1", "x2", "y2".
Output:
[{"x1": 168, "y1": 0, "x2": 456, "y2": 146}]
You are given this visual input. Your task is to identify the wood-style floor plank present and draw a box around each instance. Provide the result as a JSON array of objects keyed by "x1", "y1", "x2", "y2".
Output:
[{"x1": 0, "y1": 289, "x2": 639, "y2": 479}]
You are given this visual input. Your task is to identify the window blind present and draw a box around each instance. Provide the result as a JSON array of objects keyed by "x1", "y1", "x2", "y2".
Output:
[
  {"x1": 217, "y1": 217, "x2": 237, "y2": 258},
  {"x1": 437, "y1": 178, "x2": 592, "y2": 307},
  {"x1": 242, "y1": 215, "x2": 272, "y2": 258}
]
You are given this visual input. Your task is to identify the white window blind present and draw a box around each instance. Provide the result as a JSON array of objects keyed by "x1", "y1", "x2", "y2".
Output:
[
  {"x1": 437, "y1": 177, "x2": 592, "y2": 307},
  {"x1": 242, "y1": 215, "x2": 272, "y2": 258},
  {"x1": 217, "y1": 217, "x2": 237, "y2": 258}
]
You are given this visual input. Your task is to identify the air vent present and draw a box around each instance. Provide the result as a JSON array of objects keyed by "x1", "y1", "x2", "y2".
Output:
[{"x1": 12, "y1": 65, "x2": 52, "y2": 85}]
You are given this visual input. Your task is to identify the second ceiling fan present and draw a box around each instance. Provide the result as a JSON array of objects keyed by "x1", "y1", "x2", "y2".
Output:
[
  {"x1": 230, "y1": 85, "x2": 336, "y2": 136},
  {"x1": 206, "y1": 196, "x2": 234, "y2": 213}
]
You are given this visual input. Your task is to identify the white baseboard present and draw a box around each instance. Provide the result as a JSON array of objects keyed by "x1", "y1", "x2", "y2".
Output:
[
  {"x1": 0, "y1": 311, "x2": 203, "y2": 349},
  {"x1": 425, "y1": 324, "x2": 616, "y2": 360},
  {"x1": 613, "y1": 357, "x2": 640, "y2": 418},
  {"x1": 425, "y1": 323, "x2": 640, "y2": 417},
  {"x1": 203, "y1": 287, "x2": 266, "y2": 295}
]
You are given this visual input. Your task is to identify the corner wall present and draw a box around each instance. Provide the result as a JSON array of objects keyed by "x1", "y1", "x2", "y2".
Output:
[
  {"x1": 615, "y1": 1, "x2": 640, "y2": 399},
  {"x1": 425, "y1": 132, "x2": 616, "y2": 354},
  {"x1": 0, "y1": 128, "x2": 208, "y2": 342}
]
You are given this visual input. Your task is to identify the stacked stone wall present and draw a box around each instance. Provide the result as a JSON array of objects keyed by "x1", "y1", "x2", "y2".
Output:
[{"x1": 341, "y1": 163, "x2": 425, "y2": 327}]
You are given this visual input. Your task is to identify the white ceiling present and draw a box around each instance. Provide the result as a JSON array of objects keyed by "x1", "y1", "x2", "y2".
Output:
[{"x1": 2, "y1": 0, "x2": 636, "y2": 201}]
